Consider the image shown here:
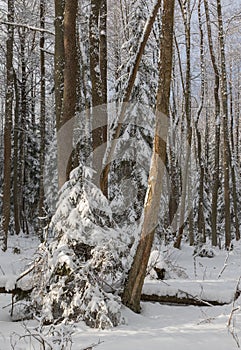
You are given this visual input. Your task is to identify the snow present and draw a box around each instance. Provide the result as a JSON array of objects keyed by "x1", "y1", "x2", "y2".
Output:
[
  {"x1": 142, "y1": 279, "x2": 238, "y2": 304},
  {"x1": 0, "y1": 276, "x2": 17, "y2": 291},
  {"x1": 1, "y1": 236, "x2": 241, "y2": 349}
]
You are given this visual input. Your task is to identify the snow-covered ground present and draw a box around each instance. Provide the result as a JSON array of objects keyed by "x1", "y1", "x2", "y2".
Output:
[{"x1": 1, "y1": 235, "x2": 241, "y2": 349}]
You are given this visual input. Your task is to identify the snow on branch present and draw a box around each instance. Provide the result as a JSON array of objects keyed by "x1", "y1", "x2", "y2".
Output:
[{"x1": 0, "y1": 20, "x2": 54, "y2": 35}]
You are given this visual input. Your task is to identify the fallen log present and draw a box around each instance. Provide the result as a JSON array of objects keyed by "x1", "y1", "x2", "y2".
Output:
[
  {"x1": 0, "y1": 286, "x2": 32, "y2": 298},
  {"x1": 1, "y1": 277, "x2": 240, "y2": 309},
  {"x1": 141, "y1": 293, "x2": 229, "y2": 306},
  {"x1": 141, "y1": 280, "x2": 241, "y2": 307}
]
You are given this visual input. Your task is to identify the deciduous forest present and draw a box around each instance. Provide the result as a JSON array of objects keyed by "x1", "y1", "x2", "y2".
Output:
[{"x1": 0, "y1": 0, "x2": 241, "y2": 349}]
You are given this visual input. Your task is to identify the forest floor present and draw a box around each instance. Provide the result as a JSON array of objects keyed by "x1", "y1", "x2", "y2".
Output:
[{"x1": 1, "y1": 234, "x2": 241, "y2": 350}]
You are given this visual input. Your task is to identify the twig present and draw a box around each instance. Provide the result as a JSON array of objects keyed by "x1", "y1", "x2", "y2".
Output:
[
  {"x1": 227, "y1": 276, "x2": 241, "y2": 348},
  {"x1": 218, "y1": 251, "x2": 230, "y2": 279},
  {"x1": 0, "y1": 265, "x2": 5, "y2": 276},
  {"x1": 81, "y1": 340, "x2": 104, "y2": 350},
  {"x1": 176, "y1": 288, "x2": 213, "y2": 307},
  {"x1": 16, "y1": 257, "x2": 40, "y2": 283}
]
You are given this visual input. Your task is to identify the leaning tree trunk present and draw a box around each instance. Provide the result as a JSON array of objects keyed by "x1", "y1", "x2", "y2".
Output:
[
  {"x1": 1, "y1": 0, "x2": 14, "y2": 251},
  {"x1": 100, "y1": 0, "x2": 162, "y2": 195},
  {"x1": 122, "y1": 0, "x2": 175, "y2": 313}
]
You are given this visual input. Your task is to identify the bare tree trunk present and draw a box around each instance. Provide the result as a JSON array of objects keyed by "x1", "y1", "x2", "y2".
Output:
[
  {"x1": 174, "y1": 0, "x2": 192, "y2": 249},
  {"x1": 235, "y1": 72, "x2": 240, "y2": 165},
  {"x1": 229, "y1": 65, "x2": 240, "y2": 241},
  {"x1": 38, "y1": 0, "x2": 46, "y2": 241},
  {"x1": 217, "y1": 0, "x2": 231, "y2": 249},
  {"x1": 1, "y1": 0, "x2": 14, "y2": 251},
  {"x1": 122, "y1": 0, "x2": 175, "y2": 313},
  {"x1": 13, "y1": 71, "x2": 20, "y2": 235},
  {"x1": 204, "y1": 0, "x2": 221, "y2": 247},
  {"x1": 55, "y1": 0, "x2": 65, "y2": 131},
  {"x1": 89, "y1": 0, "x2": 108, "y2": 195},
  {"x1": 57, "y1": 0, "x2": 78, "y2": 189},
  {"x1": 18, "y1": 28, "x2": 28, "y2": 233},
  {"x1": 196, "y1": 0, "x2": 206, "y2": 244}
]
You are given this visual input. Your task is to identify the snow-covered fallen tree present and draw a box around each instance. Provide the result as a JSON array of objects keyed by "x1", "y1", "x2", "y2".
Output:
[{"x1": 142, "y1": 279, "x2": 241, "y2": 306}]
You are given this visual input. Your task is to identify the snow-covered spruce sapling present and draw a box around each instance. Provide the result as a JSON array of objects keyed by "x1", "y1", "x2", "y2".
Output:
[{"x1": 32, "y1": 165, "x2": 139, "y2": 328}]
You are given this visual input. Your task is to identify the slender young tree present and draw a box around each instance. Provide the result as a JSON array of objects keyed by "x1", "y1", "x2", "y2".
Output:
[
  {"x1": 229, "y1": 65, "x2": 240, "y2": 242},
  {"x1": 122, "y1": 0, "x2": 175, "y2": 313},
  {"x1": 204, "y1": 0, "x2": 221, "y2": 247},
  {"x1": 174, "y1": 0, "x2": 192, "y2": 249},
  {"x1": 195, "y1": 0, "x2": 206, "y2": 244},
  {"x1": 38, "y1": 0, "x2": 46, "y2": 240},
  {"x1": 174, "y1": 0, "x2": 193, "y2": 249},
  {"x1": 1, "y1": 0, "x2": 14, "y2": 251},
  {"x1": 217, "y1": 0, "x2": 231, "y2": 248},
  {"x1": 13, "y1": 70, "x2": 20, "y2": 235},
  {"x1": 55, "y1": 0, "x2": 65, "y2": 132}
]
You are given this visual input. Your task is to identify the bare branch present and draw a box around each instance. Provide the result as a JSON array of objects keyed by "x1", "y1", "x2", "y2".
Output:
[{"x1": 0, "y1": 20, "x2": 54, "y2": 35}]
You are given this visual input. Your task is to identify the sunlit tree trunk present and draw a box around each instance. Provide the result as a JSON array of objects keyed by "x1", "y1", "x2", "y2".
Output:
[
  {"x1": 57, "y1": 0, "x2": 78, "y2": 189},
  {"x1": 55, "y1": 0, "x2": 64, "y2": 131},
  {"x1": 122, "y1": 0, "x2": 175, "y2": 313}
]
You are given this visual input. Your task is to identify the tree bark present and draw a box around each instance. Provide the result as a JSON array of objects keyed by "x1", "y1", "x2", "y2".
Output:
[
  {"x1": 1, "y1": 0, "x2": 14, "y2": 251},
  {"x1": 204, "y1": 0, "x2": 221, "y2": 247},
  {"x1": 174, "y1": 0, "x2": 192, "y2": 249},
  {"x1": 229, "y1": 66, "x2": 240, "y2": 241},
  {"x1": 55, "y1": 0, "x2": 65, "y2": 131},
  {"x1": 89, "y1": 0, "x2": 108, "y2": 196},
  {"x1": 122, "y1": 0, "x2": 175, "y2": 313},
  {"x1": 217, "y1": 0, "x2": 231, "y2": 249},
  {"x1": 57, "y1": 0, "x2": 78, "y2": 189},
  {"x1": 195, "y1": 0, "x2": 206, "y2": 244},
  {"x1": 13, "y1": 71, "x2": 20, "y2": 235},
  {"x1": 38, "y1": 0, "x2": 46, "y2": 241}
]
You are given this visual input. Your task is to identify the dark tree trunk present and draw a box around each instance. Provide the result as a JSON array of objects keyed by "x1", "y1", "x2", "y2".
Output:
[
  {"x1": 89, "y1": 0, "x2": 108, "y2": 196},
  {"x1": 38, "y1": 0, "x2": 46, "y2": 241},
  {"x1": 217, "y1": 0, "x2": 231, "y2": 249},
  {"x1": 1, "y1": 0, "x2": 14, "y2": 251},
  {"x1": 55, "y1": 0, "x2": 65, "y2": 131}
]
